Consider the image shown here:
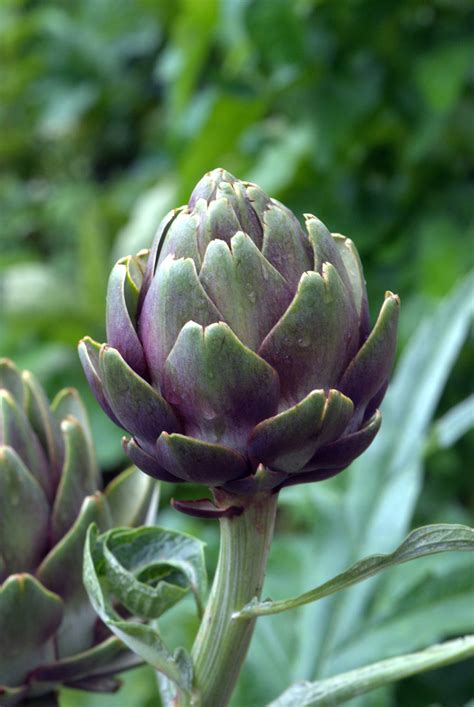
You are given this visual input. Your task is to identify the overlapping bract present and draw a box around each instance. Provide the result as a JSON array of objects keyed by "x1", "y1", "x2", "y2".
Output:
[
  {"x1": 80, "y1": 169, "x2": 399, "y2": 496},
  {"x1": 0, "y1": 360, "x2": 154, "y2": 704}
]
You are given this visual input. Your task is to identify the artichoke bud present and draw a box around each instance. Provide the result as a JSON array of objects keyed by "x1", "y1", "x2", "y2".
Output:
[
  {"x1": 0, "y1": 359, "x2": 155, "y2": 701},
  {"x1": 80, "y1": 168, "x2": 400, "y2": 500}
]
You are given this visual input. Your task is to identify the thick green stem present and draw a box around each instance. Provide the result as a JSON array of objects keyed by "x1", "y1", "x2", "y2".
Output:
[{"x1": 190, "y1": 492, "x2": 278, "y2": 707}]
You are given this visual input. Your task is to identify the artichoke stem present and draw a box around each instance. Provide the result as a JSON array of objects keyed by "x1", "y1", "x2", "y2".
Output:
[{"x1": 190, "y1": 490, "x2": 279, "y2": 707}]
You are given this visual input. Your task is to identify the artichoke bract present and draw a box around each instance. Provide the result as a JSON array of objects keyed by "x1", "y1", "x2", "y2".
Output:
[
  {"x1": 79, "y1": 168, "x2": 399, "y2": 503},
  {"x1": 0, "y1": 359, "x2": 155, "y2": 705}
]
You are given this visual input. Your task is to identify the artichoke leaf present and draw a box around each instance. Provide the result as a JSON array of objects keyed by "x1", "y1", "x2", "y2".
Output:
[
  {"x1": 99, "y1": 524, "x2": 207, "y2": 618},
  {"x1": 83, "y1": 525, "x2": 195, "y2": 694},
  {"x1": 234, "y1": 523, "x2": 474, "y2": 619},
  {"x1": 268, "y1": 635, "x2": 474, "y2": 707}
]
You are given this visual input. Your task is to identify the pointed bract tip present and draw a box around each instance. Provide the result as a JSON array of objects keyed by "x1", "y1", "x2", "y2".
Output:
[
  {"x1": 60, "y1": 414, "x2": 81, "y2": 432},
  {"x1": 385, "y1": 291, "x2": 401, "y2": 304},
  {"x1": 206, "y1": 167, "x2": 237, "y2": 181},
  {"x1": 189, "y1": 168, "x2": 240, "y2": 207},
  {"x1": 0, "y1": 388, "x2": 14, "y2": 403}
]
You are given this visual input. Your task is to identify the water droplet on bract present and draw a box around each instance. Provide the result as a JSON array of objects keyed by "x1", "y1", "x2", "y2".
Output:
[
  {"x1": 297, "y1": 336, "x2": 310, "y2": 348},
  {"x1": 248, "y1": 291, "x2": 257, "y2": 303},
  {"x1": 201, "y1": 399, "x2": 217, "y2": 420},
  {"x1": 262, "y1": 267, "x2": 269, "y2": 281}
]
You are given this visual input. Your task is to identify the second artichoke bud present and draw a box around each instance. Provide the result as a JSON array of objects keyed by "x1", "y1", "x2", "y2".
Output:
[
  {"x1": 79, "y1": 168, "x2": 399, "y2": 500},
  {"x1": 0, "y1": 359, "x2": 155, "y2": 703}
]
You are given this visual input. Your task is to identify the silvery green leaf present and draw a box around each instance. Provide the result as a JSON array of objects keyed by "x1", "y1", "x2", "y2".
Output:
[
  {"x1": 83, "y1": 524, "x2": 201, "y2": 693},
  {"x1": 331, "y1": 561, "x2": 474, "y2": 673},
  {"x1": 430, "y1": 394, "x2": 474, "y2": 449},
  {"x1": 269, "y1": 635, "x2": 474, "y2": 706},
  {"x1": 235, "y1": 524, "x2": 474, "y2": 619},
  {"x1": 99, "y1": 524, "x2": 207, "y2": 618}
]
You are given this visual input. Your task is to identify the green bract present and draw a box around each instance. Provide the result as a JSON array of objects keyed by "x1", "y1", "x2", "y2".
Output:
[
  {"x1": 0, "y1": 359, "x2": 155, "y2": 705},
  {"x1": 79, "y1": 169, "x2": 399, "y2": 511}
]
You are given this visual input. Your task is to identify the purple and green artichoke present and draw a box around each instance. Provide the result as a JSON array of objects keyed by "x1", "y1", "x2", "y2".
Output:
[
  {"x1": 0, "y1": 359, "x2": 154, "y2": 705},
  {"x1": 79, "y1": 168, "x2": 399, "y2": 502}
]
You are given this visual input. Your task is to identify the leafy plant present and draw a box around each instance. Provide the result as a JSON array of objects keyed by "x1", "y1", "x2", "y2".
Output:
[
  {"x1": 1, "y1": 1, "x2": 472, "y2": 705},
  {"x1": 77, "y1": 181, "x2": 473, "y2": 705}
]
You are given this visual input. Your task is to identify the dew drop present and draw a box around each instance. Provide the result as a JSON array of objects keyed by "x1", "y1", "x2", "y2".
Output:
[
  {"x1": 297, "y1": 336, "x2": 311, "y2": 348},
  {"x1": 202, "y1": 408, "x2": 217, "y2": 421},
  {"x1": 248, "y1": 291, "x2": 257, "y2": 303}
]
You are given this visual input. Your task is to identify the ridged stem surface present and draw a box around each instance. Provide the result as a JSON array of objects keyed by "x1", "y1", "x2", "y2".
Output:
[{"x1": 190, "y1": 492, "x2": 278, "y2": 707}]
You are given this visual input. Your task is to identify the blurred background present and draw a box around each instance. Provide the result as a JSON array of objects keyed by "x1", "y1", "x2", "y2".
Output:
[{"x1": 1, "y1": 1, "x2": 473, "y2": 705}]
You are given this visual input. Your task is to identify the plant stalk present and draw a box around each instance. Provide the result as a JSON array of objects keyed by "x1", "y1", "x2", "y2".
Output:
[{"x1": 190, "y1": 491, "x2": 279, "y2": 707}]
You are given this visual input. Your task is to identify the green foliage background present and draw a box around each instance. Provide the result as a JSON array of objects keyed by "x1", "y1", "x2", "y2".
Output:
[{"x1": 1, "y1": 0, "x2": 473, "y2": 705}]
